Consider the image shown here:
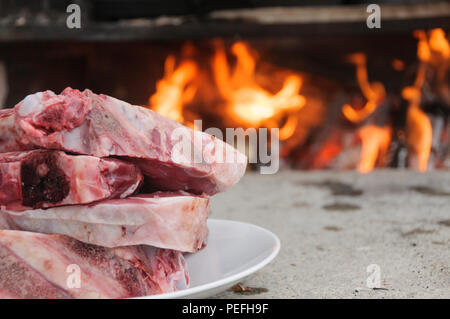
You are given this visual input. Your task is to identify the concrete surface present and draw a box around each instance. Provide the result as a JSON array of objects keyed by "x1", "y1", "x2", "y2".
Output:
[{"x1": 210, "y1": 170, "x2": 450, "y2": 298}]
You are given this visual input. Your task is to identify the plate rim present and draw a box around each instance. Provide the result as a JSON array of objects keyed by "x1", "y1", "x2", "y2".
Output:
[{"x1": 140, "y1": 218, "x2": 281, "y2": 299}]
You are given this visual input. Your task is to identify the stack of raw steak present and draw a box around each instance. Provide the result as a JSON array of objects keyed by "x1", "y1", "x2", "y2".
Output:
[{"x1": 0, "y1": 88, "x2": 247, "y2": 298}]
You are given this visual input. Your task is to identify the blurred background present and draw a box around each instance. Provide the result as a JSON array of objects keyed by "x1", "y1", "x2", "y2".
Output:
[{"x1": 0, "y1": 0, "x2": 449, "y2": 173}]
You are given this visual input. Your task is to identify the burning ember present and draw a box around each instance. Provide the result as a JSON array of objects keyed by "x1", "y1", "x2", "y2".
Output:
[{"x1": 147, "y1": 29, "x2": 449, "y2": 172}]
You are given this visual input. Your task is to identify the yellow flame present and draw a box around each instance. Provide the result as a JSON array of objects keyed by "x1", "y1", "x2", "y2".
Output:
[
  {"x1": 400, "y1": 28, "x2": 447, "y2": 171},
  {"x1": 212, "y1": 41, "x2": 305, "y2": 137},
  {"x1": 429, "y1": 28, "x2": 450, "y2": 59},
  {"x1": 358, "y1": 125, "x2": 391, "y2": 173},
  {"x1": 414, "y1": 30, "x2": 431, "y2": 63},
  {"x1": 402, "y1": 87, "x2": 432, "y2": 172},
  {"x1": 149, "y1": 55, "x2": 197, "y2": 124}
]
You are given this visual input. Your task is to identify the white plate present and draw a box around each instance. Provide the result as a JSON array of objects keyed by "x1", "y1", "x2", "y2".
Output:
[{"x1": 142, "y1": 219, "x2": 280, "y2": 299}]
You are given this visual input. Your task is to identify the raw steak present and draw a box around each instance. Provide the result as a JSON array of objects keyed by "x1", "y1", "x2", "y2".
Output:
[
  {"x1": 0, "y1": 229, "x2": 188, "y2": 299},
  {"x1": 0, "y1": 109, "x2": 33, "y2": 153},
  {"x1": 0, "y1": 192, "x2": 209, "y2": 252},
  {"x1": 0, "y1": 150, "x2": 143, "y2": 209},
  {"x1": 12, "y1": 88, "x2": 247, "y2": 195}
]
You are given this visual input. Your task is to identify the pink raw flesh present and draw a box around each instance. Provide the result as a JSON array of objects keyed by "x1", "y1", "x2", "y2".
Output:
[
  {"x1": 13, "y1": 88, "x2": 247, "y2": 195},
  {"x1": 0, "y1": 191, "x2": 210, "y2": 253},
  {"x1": 0, "y1": 150, "x2": 143, "y2": 209},
  {"x1": 0, "y1": 109, "x2": 34, "y2": 153},
  {"x1": 0, "y1": 229, "x2": 188, "y2": 299}
]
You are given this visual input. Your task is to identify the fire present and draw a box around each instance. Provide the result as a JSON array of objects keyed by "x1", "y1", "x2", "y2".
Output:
[
  {"x1": 149, "y1": 55, "x2": 197, "y2": 124},
  {"x1": 341, "y1": 53, "x2": 390, "y2": 173},
  {"x1": 402, "y1": 82, "x2": 432, "y2": 172},
  {"x1": 144, "y1": 30, "x2": 448, "y2": 172},
  {"x1": 401, "y1": 28, "x2": 449, "y2": 171},
  {"x1": 427, "y1": 28, "x2": 450, "y2": 60},
  {"x1": 415, "y1": 30, "x2": 431, "y2": 63},
  {"x1": 278, "y1": 115, "x2": 298, "y2": 141},
  {"x1": 404, "y1": 93, "x2": 432, "y2": 172},
  {"x1": 342, "y1": 53, "x2": 386, "y2": 123},
  {"x1": 358, "y1": 125, "x2": 391, "y2": 173},
  {"x1": 212, "y1": 41, "x2": 306, "y2": 140}
]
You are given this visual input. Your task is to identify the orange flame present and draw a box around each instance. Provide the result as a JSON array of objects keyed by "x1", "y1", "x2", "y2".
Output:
[
  {"x1": 212, "y1": 41, "x2": 306, "y2": 140},
  {"x1": 413, "y1": 28, "x2": 449, "y2": 88},
  {"x1": 402, "y1": 87, "x2": 432, "y2": 172},
  {"x1": 342, "y1": 53, "x2": 386, "y2": 123},
  {"x1": 400, "y1": 28, "x2": 448, "y2": 171},
  {"x1": 278, "y1": 115, "x2": 299, "y2": 141},
  {"x1": 358, "y1": 125, "x2": 391, "y2": 173},
  {"x1": 414, "y1": 30, "x2": 432, "y2": 63},
  {"x1": 427, "y1": 28, "x2": 450, "y2": 60},
  {"x1": 149, "y1": 55, "x2": 197, "y2": 124}
]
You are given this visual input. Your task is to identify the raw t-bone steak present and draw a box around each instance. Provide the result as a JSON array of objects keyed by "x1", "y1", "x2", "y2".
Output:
[
  {"x1": 0, "y1": 229, "x2": 188, "y2": 299},
  {"x1": 12, "y1": 88, "x2": 247, "y2": 195},
  {"x1": 0, "y1": 192, "x2": 209, "y2": 252},
  {"x1": 0, "y1": 150, "x2": 143, "y2": 209}
]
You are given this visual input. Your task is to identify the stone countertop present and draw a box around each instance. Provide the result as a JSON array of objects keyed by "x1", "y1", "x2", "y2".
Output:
[{"x1": 210, "y1": 170, "x2": 450, "y2": 298}]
